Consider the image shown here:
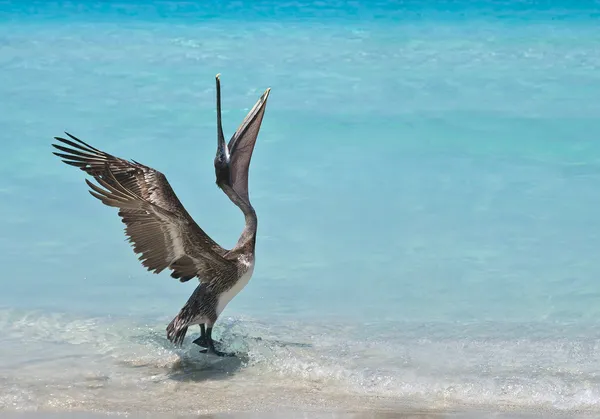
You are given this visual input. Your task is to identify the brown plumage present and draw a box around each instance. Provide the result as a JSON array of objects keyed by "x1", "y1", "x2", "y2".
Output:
[
  {"x1": 52, "y1": 76, "x2": 271, "y2": 356},
  {"x1": 53, "y1": 132, "x2": 231, "y2": 282}
]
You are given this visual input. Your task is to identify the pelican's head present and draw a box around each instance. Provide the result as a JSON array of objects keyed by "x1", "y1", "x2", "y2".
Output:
[
  {"x1": 214, "y1": 73, "x2": 231, "y2": 188},
  {"x1": 214, "y1": 145, "x2": 230, "y2": 187}
]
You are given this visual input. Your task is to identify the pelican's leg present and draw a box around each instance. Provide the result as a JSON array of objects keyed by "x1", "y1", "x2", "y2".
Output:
[
  {"x1": 193, "y1": 323, "x2": 223, "y2": 348},
  {"x1": 192, "y1": 324, "x2": 208, "y2": 347},
  {"x1": 199, "y1": 326, "x2": 234, "y2": 357}
]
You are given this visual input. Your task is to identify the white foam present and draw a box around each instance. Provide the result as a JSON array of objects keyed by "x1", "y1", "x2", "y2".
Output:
[{"x1": 2, "y1": 310, "x2": 600, "y2": 414}]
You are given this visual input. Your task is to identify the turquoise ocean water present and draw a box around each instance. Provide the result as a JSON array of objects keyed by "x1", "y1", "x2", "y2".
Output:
[{"x1": 2, "y1": 0, "x2": 600, "y2": 414}]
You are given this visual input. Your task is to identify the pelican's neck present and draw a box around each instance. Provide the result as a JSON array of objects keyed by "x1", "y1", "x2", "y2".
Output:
[{"x1": 221, "y1": 182, "x2": 257, "y2": 253}]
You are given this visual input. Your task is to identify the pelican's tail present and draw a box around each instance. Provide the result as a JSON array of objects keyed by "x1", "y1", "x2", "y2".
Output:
[
  {"x1": 166, "y1": 320, "x2": 189, "y2": 346},
  {"x1": 166, "y1": 284, "x2": 207, "y2": 347}
]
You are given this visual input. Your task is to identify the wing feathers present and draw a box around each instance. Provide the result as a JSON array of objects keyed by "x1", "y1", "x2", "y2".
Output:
[
  {"x1": 52, "y1": 144, "x2": 99, "y2": 159},
  {"x1": 64, "y1": 131, "x2": 104, "y2": 152},
  {"x1": 53, "y1": 134, "x2": 232, "y2": 283}
]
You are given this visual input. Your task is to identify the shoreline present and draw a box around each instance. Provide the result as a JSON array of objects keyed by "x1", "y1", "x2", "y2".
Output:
[{"x1": 0, "y1": 409, "x2": 597, "y2": 419}]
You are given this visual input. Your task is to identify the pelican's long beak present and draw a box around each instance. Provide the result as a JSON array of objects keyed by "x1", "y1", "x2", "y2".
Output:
[{"x1": 215, "y1": 73, "x2": 228, "y2": 159}]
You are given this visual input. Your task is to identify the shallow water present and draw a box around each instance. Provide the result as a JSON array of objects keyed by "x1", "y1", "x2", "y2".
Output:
[{"x1": 2, "y1": 0, "x2": 600, "y2": 415}]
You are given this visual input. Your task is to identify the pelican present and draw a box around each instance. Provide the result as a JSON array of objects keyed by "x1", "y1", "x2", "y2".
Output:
[{"x1": 52, "y1": 74, "x2": 270, "y2": 356}]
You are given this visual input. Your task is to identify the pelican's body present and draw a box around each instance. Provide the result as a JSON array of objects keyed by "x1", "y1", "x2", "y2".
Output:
[
  {"x1": 217, "y1": 259, "x2": 255, "y2": 316},
  {"x1": 52, "y1": 75, "x2": 270, "y2": 356}
]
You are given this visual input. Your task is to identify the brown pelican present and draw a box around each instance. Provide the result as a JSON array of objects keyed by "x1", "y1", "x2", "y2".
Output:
[{"x1": 51, "y1": 74, "x2": 270, "y2": 356}]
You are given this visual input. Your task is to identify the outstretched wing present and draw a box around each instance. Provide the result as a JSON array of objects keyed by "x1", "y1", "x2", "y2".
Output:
[
  {"x1": 227, "y1": 87, "x2": 271, "y2": 204},
  {"x1": 52, "y1": 133, "x2": 233, "y2": 283}
]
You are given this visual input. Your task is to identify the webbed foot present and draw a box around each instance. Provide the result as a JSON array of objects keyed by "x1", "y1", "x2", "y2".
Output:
[
  {"x1": 197, "y1": 325, "x2": 234, "y2": 357},
  {"x1": 193, "y1": 336, "x2": 223, "y2": 348},
  {"x1": 199, "y1": 346, "x2": 235, "y2": 357},
  {"x1": 192, "y1": 324, "x2": 209, "y2": 347},
  {"x1": 192, "y1": 336, "x2": 208, "y2": 347}
]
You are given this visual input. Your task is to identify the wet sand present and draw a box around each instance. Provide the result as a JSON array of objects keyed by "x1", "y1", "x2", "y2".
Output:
[{"x1": 0, "y1": 411, "x2": 596, "y2": 419}]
